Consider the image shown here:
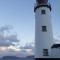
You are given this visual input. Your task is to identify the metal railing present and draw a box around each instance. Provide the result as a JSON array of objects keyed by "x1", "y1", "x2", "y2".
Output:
[{"x1": 34, "y1": 2, "x2": 51, "y2": 7}]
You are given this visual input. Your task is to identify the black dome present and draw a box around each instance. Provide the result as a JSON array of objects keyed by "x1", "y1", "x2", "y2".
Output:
[
  {"x1": 51, "y1": 44, "x2": 60, "y2": 48},
  {"x1": 36, "y1": 0, "x2": 48, "y2": 4}
]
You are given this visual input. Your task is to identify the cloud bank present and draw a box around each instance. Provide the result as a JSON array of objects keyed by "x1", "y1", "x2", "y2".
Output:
[
  {"x1": 0, "y1": 25, "x2": 34, "y2": 58},
  {"x1": 0, "y1": 25, "x2": 19, "y2": 47}
]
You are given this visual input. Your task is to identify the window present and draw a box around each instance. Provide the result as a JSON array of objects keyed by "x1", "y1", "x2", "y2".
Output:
[
  {"x1": 43, "y1": 49, "x2": 49, "y2": 56},
  {"x1": 42, "y1": 26, "x2": 47, "y2": 32},
  {"x1": 41, "y1": 10, "x2": 46, "y2": 14}
]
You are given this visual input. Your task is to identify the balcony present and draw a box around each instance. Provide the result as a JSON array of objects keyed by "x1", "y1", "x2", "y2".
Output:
[{"x1": 34, "y1": 3, "x2": 51, "y2": 12}]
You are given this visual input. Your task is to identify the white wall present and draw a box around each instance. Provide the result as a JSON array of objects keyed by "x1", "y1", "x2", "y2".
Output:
[
  {"x1": 51, "y1": 48, "x2": 60, "y2": 58},
  {"x1": 35, "y1": 6, "x2": 53, "y2": 58}
]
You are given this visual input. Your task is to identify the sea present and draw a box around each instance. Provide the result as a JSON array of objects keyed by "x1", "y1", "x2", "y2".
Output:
[{"x1": 0, "y1": 58, "x2": 34, "y2": 60}]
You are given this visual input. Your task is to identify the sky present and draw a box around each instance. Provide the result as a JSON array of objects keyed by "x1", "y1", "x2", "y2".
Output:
[
  {"x1": 0, "y1": 0, "x2": 59, "y2": 57},
  {"x1": 50, "y1": 0, "x2": 60, "y2": 43},
  {"x1": 0, "y1": 0, "x2": 35, "y2": 46},
  {"x1": 0, "y1": 0, "x2": 60, "y2": 46}
]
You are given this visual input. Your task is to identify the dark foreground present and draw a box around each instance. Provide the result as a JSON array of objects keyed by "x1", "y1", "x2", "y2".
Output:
[{"x1": 0, "y1": 58, "x2": 60, "y2": 60}]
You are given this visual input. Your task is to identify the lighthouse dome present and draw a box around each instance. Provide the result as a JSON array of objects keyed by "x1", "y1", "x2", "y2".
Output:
[{"x1": 36, "y1": 0, "x2": 48, "y2": 4}]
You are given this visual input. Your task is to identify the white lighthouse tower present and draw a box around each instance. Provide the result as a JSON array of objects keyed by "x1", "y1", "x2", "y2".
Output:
[{"x1": 34, "y1": 0, "x2": 53, "y2": 58}]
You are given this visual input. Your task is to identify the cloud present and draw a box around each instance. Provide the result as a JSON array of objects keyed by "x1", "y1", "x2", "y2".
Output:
[
  {"x1": 23, "y1": 44, "x2": 34, "y2": 49},
  {"x1": 0, "y1": 25, "x2": 34, "y2": 57},
  {"x1": 0, "y1": 42, "x2": 35, "y2": 58},
  {"x1": 0, "y1": 47, "x2": 34, "y2": 58},
  {"x1": 19, "y1": 42, "x2": 35, "y2": 56},
  {"x1": 20, "y1": 42, "x2": 35, "y2": 49},
  {"x1": 0, "y1": 25, "x2": 20, "y2": 47},
  {"x1": 17, "y1": 50, "x2": 30, "y2": 57},
  {"x1": 0, "y1": 41, "x2": 14, "y2": 47},
  {"x1": 0, "y1": 34, "x2": 19, "y2": 47},
  {"x1": 6, "y1": 35, "x2": 19, "y2": 42},
  {"x1": 0, "y1": 25, "x2": 13, "y2": 32}
]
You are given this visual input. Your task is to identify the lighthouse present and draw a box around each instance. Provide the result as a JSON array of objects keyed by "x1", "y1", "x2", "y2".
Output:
[{"x1": 34, "y1": 0, "x2": 53, "y2": 58}]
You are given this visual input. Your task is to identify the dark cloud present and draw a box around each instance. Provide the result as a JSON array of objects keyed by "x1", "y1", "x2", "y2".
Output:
[
  {"x1": 0, "y1": 40, "x2": 14, "y2": 47},
  {"x1": 6, "y1": 35, "x2": 19, "y2": 42}
]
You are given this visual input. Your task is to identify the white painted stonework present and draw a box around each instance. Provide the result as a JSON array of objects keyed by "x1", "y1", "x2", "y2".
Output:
[
  {"x1": 34, "y1": 0, "x2": 60, "y2": 58},
  {"x1": 51, "y1": 48, "x2": 60, "y2": 58},
  {"x1": 35, "y1": 6, "x2": 53, "y2": 58}
]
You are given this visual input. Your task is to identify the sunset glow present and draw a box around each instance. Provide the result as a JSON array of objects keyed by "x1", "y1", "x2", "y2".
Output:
[
  {"x1": 8, "y1": 46, "x2": 21, "y2": 51},
  {"x1": 0, "y1": 47, "x2": 8, "y2": 51}
]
